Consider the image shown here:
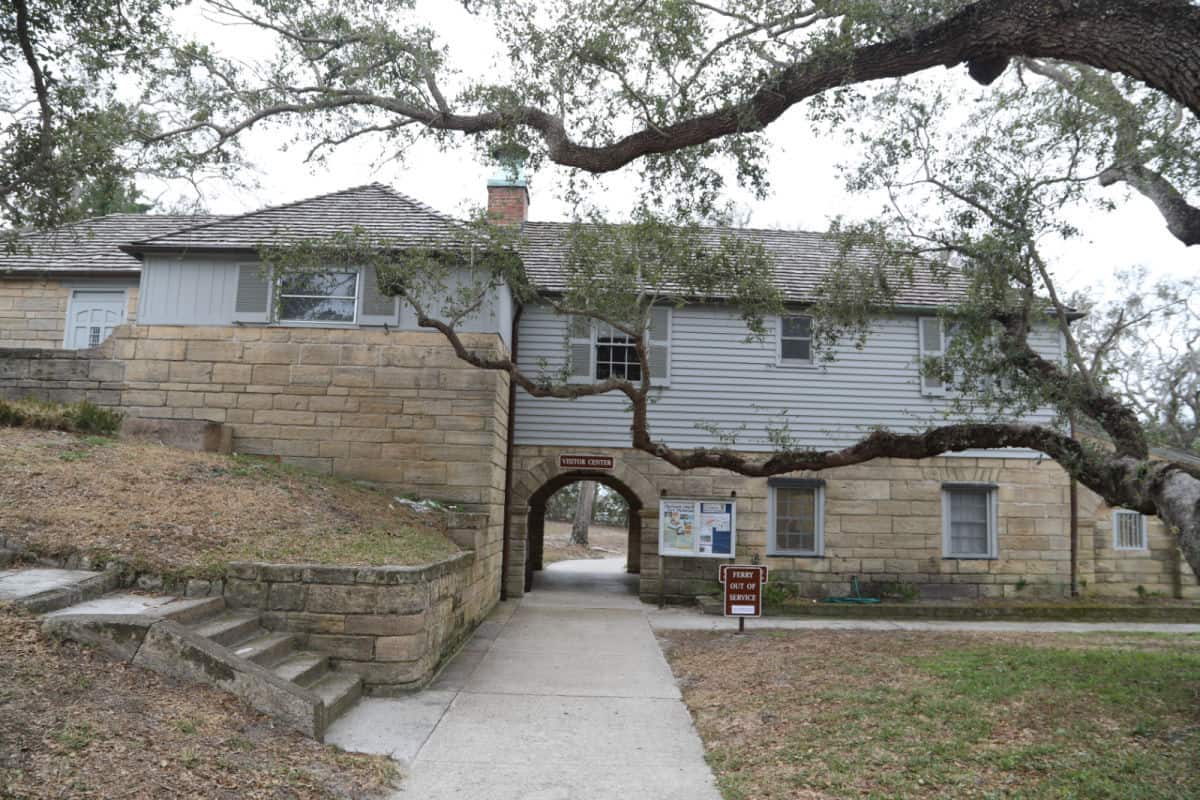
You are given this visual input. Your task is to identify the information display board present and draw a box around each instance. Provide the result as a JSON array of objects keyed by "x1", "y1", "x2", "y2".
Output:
[{"x1": 658, "y1": 499, "x2": 736, "y2": 558}]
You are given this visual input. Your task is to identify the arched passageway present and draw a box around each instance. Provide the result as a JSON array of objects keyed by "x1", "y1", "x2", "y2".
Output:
[{"x1": 524, "y1": 471, "x2": 643, "y2": 593}]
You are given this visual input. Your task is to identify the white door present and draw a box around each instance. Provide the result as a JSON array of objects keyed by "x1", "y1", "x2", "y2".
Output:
[{"x1": 65, "y1": 291, "x2": 126, "y2": 350}]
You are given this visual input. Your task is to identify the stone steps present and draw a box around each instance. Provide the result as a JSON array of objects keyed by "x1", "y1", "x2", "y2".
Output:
[{"x1": 33, "y1": 579, "x2": 364, "y2": 740}]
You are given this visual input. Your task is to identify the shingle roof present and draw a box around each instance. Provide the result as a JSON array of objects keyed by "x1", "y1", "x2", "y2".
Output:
[
  {"x1": 518, "y1": 221, "x2": 969, "y2": 306},
  {"x1": 0, "y1": 214, "x2": 222, "y2": 274},
  {"x1": 127, "y1": 183, "x2": 473, "y2": 253}
]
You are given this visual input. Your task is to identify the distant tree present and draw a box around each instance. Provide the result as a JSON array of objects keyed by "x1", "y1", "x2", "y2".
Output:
[
  {"x1": 1073, "y1": 271, "x2": 1200, "y2": 454},
  {"x1": 570, "y1": 481, "x2": 597, "y2": 546}
]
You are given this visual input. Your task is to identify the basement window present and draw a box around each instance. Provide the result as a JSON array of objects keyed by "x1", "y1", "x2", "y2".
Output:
[
  {"x1": 1112, "y1": 510, "x2": 1148, "y2": 551},
  {"x1": 942, "y1": 483, "x2": 998, "y2": 559}
]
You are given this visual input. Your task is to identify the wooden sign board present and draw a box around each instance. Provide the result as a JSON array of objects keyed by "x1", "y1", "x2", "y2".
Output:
[
  {"x1": 558, "y1": 454, "x2": 614, "y2": 469},
  {"x1": 719, "y1": 564, "x2": 767, "y2": 618}
]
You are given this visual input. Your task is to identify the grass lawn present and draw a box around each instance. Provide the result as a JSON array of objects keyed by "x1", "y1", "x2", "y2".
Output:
[
  {"x1": 0, "y1": 604, "x2": 395, "y2": 799},
  {"x1": 0, "y1": 427, "x2": 458, "y2": 576},
  {"x1": 662, "y1": 629, "x2": 1200, "y2": 799}
]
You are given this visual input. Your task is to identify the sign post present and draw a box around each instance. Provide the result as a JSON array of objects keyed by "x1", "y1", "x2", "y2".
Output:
[{"x1": 719, "y1": 564, "x2": 767, "y2": 633}]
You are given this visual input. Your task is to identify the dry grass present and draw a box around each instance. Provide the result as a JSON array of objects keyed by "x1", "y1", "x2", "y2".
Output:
[
  {"x1": 542, "y1": 520, "x2": 628, "y2": 565},
  {"x1": 0, "y1": 427, "x2": 457, "y2": 576},
  {"x1": 0, "y1": 603, "x2": 396, "y2": 799},
  {"x1": 662, "y1": 629, "x2": 1200, "y2": 800}
]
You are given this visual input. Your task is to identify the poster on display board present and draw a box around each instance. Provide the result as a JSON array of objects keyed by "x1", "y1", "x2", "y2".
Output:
[{"x1": 659, "y1": 499, "x2": 736, "y2": 558}]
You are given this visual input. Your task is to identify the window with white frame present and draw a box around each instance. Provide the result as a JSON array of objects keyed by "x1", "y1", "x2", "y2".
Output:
[
  {"x1": 277, "y1": 271, "x2": 359, "y2": 323},
  {"x1": 779, "y1": 315, "x2": 814, "y2": 364},
  {"x1": 595, "y1": 323, "x2": 642, "y2": 381},
  {"x1": 942, "y1": 483, "x2": 998, "y2": 558},
  {"x1": 918, "y1": 316, "x2": 949, "y2": 396},
  {"x1": 568, "y1": 306, "x2": 671, "y2": 384},
  {"x1": 1112, "y1": 509, "x2": 1148, "y2": 551},
  {"x1": 768, "y1": 479, "x2": 824, "y2": 556}
]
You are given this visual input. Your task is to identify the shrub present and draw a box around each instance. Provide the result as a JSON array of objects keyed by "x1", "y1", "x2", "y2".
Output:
[{"x1": 0, "y1": 398, "x2": 123, "y2": 435}]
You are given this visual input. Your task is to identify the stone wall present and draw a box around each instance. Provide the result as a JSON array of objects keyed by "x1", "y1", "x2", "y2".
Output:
[
  {"x1": 0, "y1": 346, "x2": 126, "y2": 405},
  {"x1": 222, "y1": 544, "x2": 490, "y2": 694},
  {"x1": 1081, "y1": 488, "x2": 1199, "y2": 600},
  {"x1": 510, "y1": 445, "x2": 1198, "y2": 602},
  {"x1": 0, "y1": 278, "x2": 138, "y2": 349}
]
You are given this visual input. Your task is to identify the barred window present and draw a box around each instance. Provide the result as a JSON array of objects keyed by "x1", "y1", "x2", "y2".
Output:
[{"x1": 1112, "y1": 510, "x2": 1148, "y2": 551}]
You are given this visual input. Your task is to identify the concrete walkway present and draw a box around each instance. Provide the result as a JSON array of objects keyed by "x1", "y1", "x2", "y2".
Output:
[{"x1": 326, "y1": 558, "x2": 722, "y2": 800}]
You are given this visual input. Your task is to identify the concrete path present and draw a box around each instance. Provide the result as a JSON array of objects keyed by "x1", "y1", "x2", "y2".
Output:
[
  {"x1": 0, "y1": 568, "x2": 99, "y2": 602},
  {"x1": 326, "y1": 557, "x2": 723, "y2": 800}
]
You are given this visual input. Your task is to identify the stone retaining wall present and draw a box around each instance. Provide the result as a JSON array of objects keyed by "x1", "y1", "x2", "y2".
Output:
[{"x1": 0, "y1": 346, "x2": 126, "y2": 406}]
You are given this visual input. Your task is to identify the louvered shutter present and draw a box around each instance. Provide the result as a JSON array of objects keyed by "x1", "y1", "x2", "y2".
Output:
[
  {"x1": 359, "y1": 265, "x2": 398, "y2": 325},
  {"x1": 568, "y1": 315, "x2": 593, "y2": 382},
  {"x1": 918, "y1": 316, "x2": 947, "y2": 396},
  {"x1": 233, "y1": 264, "x2": 270, "y2": 323},
  {"x1": 647, "y1": 305, "x2": 671, "y2": 384}
]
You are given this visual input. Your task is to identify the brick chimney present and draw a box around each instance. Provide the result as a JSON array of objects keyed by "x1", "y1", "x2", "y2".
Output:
[{"x1": 486, "y1": 161, "x2": 529, "y2": 226}]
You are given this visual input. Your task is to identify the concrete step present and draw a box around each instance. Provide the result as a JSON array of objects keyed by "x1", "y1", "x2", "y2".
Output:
[
  {"x1": 189, "y1": 610, "x2": 262, "y2": 647},
  {"x1": 273, "y1": 652, "x2": 329, "y2": 687},
  {"x1": 312, "y1": 671, "x2": 362, "y2": 725},
  {"x1": 230, "y1": 631, "x2": 294, "y2": 666},
  {"x1": 161, "y1": 596, "x2": 225, "y2": 624}
]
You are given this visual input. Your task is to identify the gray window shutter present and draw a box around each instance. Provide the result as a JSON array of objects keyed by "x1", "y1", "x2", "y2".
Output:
[
  {"x1": 233, "y1": 264, "x2": 270, "y2": 323},
  {"x1": 359, "y1": 265, "x2": 398, "y2": 325},
  {"x1": 568, "y1": 315, "x2": 593, "y2": 382},
  {"x1": 648, "y1": 305, "x2": 671, "y2": 384},
  {"x1": 918, "y1": 316, "x2": 947, "y2": 396}
]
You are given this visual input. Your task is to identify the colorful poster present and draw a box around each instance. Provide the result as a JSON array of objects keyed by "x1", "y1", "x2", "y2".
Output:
[
  {"x1": 660, "y1": 499, "x2": 736, "y2": 558},
  {"x1": 661, "y1": 501, "x2": 696, "y2": 553}
]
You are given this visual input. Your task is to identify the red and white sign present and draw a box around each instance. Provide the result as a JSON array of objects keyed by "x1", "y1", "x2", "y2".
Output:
[
  {"x1": 558, "y1": 454, "x2": 614, "y2": 470},
  {"x1": 719, "y1": 564, "x2": 767, "y2": 618}
]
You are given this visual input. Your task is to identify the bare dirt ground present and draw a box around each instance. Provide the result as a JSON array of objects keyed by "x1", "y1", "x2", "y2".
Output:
[
  {"x1": 0, "y1": 428, "x2": 457, "y2": 575},
  {"x1": 0, "y1": 603, "x2": 395, "y2": 799},
  {"x1": 662, "y1": 628, "x2": 1200, "y2": 799},
  {"x1": 542, "y1": 520, "x2": 628, "y2": 564}
]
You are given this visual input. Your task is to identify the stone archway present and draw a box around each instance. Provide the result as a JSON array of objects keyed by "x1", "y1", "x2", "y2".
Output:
[{"x1": 507, "y1": 452, "x2": 658, "y2": 598}]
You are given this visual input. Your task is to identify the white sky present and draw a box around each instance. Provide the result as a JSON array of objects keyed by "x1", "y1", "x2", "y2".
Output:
[{"x1": 156, "y1": 1, "x2": 1197, "y2": 299}]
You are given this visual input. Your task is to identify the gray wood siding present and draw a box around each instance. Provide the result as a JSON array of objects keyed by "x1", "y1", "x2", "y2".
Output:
[
  {"x1": 138, "y1": 255, "x2": 240, "y2": 325},
  {"x1": 138, "y1": 255, "x2": 511, "y2": 340},
  {"x1": 513, "y1": 303, "x2": 1062, "y2": 452}
]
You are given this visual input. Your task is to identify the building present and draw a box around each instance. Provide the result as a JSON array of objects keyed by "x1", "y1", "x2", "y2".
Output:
[{"x1": 2, "y1": 178, "x2": 1194, "y2": 603}]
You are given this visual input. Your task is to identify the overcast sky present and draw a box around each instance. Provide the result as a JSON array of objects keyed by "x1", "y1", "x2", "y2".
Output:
[{"x1": 159, "y1": 1, "x2": 1197, "y2": 300}]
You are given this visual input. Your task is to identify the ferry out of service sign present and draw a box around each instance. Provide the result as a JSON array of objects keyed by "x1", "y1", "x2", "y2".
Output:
[{"x1": 719, "y1": 564, "x2": 767, "y2": 618}]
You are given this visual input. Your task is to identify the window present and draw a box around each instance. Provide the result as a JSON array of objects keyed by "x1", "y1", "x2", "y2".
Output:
[
  {"x1": 595, "y1": 323, "x2": 641, "y2": 381},
  {"x1": 942, "y1": 483, "x2": 998, "y2": 559},
  {"x1": 277, "y1": 271, "x2": 358, "y2": 323},
  {"x1": 1112, "y1": 510, "x2": 1148, "y2": 551},
  {"x1": 918, "y1": 316, "x2": 948, "y2": 396},
  {"x1": 768, "y1": 479, "x2": 825, "y2": 556},
  {"x1": 568, "y1": 306, "x2": 671, "y2": 384},
  {"x1": 779, "y1": 315, "x2": 814, "y2": 365}
]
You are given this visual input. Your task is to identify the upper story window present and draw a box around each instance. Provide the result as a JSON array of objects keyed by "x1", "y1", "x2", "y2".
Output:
[
  {"x1": 918, "y1": 317, "x2": 949, "y2": 396},
  {"x1": 779, "y1": 315, "x2": 814, "y2": 365},
  {"x1": 277, "y1": 271, "x2": 359, "y2": 324},
  {"x1": 942, "y1": 483, "x2": 998, "y2": 559},
  {"x1": 1112, "y1": 509, "x2": 1148, "y2": 551},
  {"x1": 568, "y1": 306, "x2": 671, "y2": 385},
  {"x1": 595, "y1": 323, "x2": 641, "y2": 381},
  {"x1": 768, "y1": 478, "x2": 825, "y2": 556}
]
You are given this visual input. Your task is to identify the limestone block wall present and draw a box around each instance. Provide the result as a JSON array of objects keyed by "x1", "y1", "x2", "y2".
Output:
[
  {"x1": 0, "y1": 346, "x2": 126, "y2": 405},
  {"x1": 1080, "y1": 487, "x2": 1200, "y2": 600},
  {"x1": 510, "y1": 445, "x2": 1197, "y2": 602},
  {"x1": 223, "y1": 514, "x2": 498, "y2": 693},
  {"x1": 0, "y1": 278, "x2": 138, "y2": 349}
]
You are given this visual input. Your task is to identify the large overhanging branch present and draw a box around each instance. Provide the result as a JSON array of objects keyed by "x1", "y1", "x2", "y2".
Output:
[
  {"x1": 1098, "y1": 164, "x2": 1200, "y2": 246},
  {"x1": 415, "y1": 305, "x2": 1200, "y2": 579},
  {"x1": 160, "y1": 1, "x2": 1200, "y2": 175}
]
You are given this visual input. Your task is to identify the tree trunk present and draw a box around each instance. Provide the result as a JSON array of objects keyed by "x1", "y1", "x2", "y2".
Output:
[{"x1": 570, "y1": 481, "x2": 597, "y2": 546}]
